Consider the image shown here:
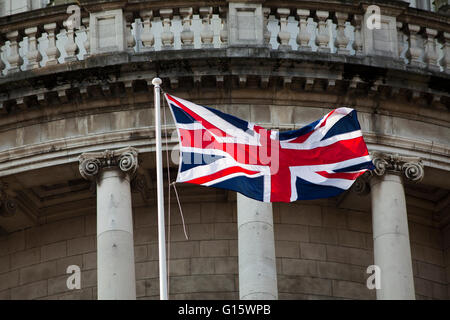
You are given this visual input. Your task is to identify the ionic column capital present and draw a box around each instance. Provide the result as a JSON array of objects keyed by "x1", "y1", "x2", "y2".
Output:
[
  {"x1": 78, "y1": 146, "x2": 139, "y2": 181},
  {"x1": 352, "y1": 152, "x2": 424, "y2": 196},
  {"x1": 370, "y1": 152, "x2": 424, "y2": 182}
]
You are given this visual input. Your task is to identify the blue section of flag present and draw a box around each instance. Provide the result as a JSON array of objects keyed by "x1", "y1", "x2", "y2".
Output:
[
  {"x1": 321, "y1": 110, "x2": 361, "y2": 141},
  {"x1": 210, "y1": 175, "x2": 265, "y2": 202},
  {"x1": 170, "y1": 103, "x2": 196, "y2": 124},
  {"x1": 278, "y1": 120, "x2": 320, "y2": 141},
  {"x1": 333, "y1": 161, "x2": 375, "y2": 173},
  {"x1": 295, "y1": 177, "x2": 345, "y2": 200},
  {"x1": 180, "y1": 152, "x2": 225, "y2": 171},
  {"x1": 204, "y1": 105, "x2": 250, "y2": 132}
]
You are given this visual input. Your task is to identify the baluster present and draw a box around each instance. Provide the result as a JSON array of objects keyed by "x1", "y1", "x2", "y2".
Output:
[
  {"x1": 200, "y1": 7, "x2": 214, "y2": 48},
  {"x1": 424, "y1": 28, "x2": 439, "y2": 71},
  {"x1": 125, "y1": 12, "x2": 136, "y2": 53},
  {"x1": 219, "y1": 7, "x2": 228, "y2": 48},
  {"x1": 82, "y1": 17, "x2": 90, "y2": 58},
  {"x1": 334, "y1": 12, "x2": 350, "y2": 54},
  {"x1": 44, "y1": 23, "x2": 60, "y2": 66},
  {"x1": 277, "y1": 8, "x2": 291, "y2": 50},
  {"x1": 263, "y1": 8, "x2": 271, "y2": 47},
  {"x1": 406, "y1": 24, "x2": 424, "y2": 66},
  {"x1": 315, "y1": 11, "x2": 330, "y2": 53},
  {"x1": 351, "y1": 14, "x2": 363, "y2": 56},
  {"x1": 439, "y1": 32, "x2": 450, "y2": 72},
  {"x1": 6, "y1": 31, "x2": 23, "y2": 73},
  {"x1": 160, "y1": 9, "x2": 174, "y2": 49},
  {"x1": 180, "y1": 7, "x2": 194, "y2": 48},
  {"x1": 296, "y1": 9, "x2": 311, "y2": 51},
  {"x1": 64, "y1": 20, "x2": 78, "y2": 62},
  {"x1": 140, "y1": 10, "x2": 154, "y2": 51},
  {"x1": 24, "y1": 27, "x2": 42, "y2": 70}
]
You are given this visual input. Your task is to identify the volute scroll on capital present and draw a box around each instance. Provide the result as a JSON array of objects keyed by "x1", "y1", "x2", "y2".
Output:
[
  {"x1": 370, "y1": 152, "x2": 424, "y2": 182},
  {"x1": 352, "y1": 152, "x2": 424, "y2": 195},
  {"x1": 78, "y1": 146, "x2": 139, "y2": 181}
]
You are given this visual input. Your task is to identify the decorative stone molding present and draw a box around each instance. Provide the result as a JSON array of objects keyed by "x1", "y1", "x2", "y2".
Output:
[
  {"x1": 353, "y1": 152, "x2": 424, "y2": 195},
  {"x1": 89, "y1": 9, "x2": 126, "y2": 54},
  {"x1": 79, "y1": 146, "x2": 138, "y2": 181},
  {"x1": 351, "y1": 171, "x2": 372, "y2": 195},
  {"x1": 228, "y1": 2, "x2": 264, "y2": 46},
  {"x1": 370, "y1": 152, "x2": 424, "y2": 182},
  {"x1": 0, "y1": 183, "x2": 17, "y2": 217}
]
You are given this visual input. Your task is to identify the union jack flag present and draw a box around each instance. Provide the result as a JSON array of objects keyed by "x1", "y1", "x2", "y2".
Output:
[{"x1": 165, "y1": 93, "x2": 374, "y2": 202}]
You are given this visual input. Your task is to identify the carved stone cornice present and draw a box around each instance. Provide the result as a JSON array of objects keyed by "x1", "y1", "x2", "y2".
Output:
[
  {"x1": 78, "y1": 146, "x2": 138, "y2": 181},
  {"x1": 370, "y1": 152, "x2": 425, "y2": 182},
  {"x1": 0, "y1": 182, "x2": 17, "y2": 217}
]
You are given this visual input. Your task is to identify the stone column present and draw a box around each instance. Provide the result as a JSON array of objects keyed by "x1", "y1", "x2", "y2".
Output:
[
  {"x1": 79, "y1": 147, "x2": 138, "y2": 300},
  {"x1": 237, "y1": 193, "x2": 278, "y2": 300},
  {"x1": 368, "y1": 152, "x2": 424, "y2": 300}
]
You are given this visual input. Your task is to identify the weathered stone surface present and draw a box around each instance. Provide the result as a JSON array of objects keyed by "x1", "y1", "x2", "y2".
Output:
[
  {"x1": 281, "y1": 258, "x2": 318, "y2": 277},
  {"x1": 300, "y1": 243, "x2": 326, "y2": 261},
  {"x1": 309, "y1": 226, "x2": 339, "y2": 245},
  {"x1": 326, "y1": 245, "x2": 373, "y2": 267},
  {"x1": 169, "y1": 275, "x2": 235, "y2": 294},
  {"x1": 200, "y1": 240, "x2": 229, "y2": 257},
  {"x1": 214, "y1": 223, "x2": 237, "y2": 240},
  {"x1": 322, "y1": 207, "x2": 347, "y2": 228},
  {"x1": 337, "y1": 230, "x2": 368, "y2": 249},
  {"x1": 81, "y1": 269, "x2": 97, "y2": 288},
  {"x1": 188, "y1": 224, "x2": 214, "y2": 241},
  {"x1": 0, "y1": 270, "x2": 19, "y2": 291},
  {"x1": 168, "y1": 241, "x2": 199, "y2": 259},
  {"x1": 57, "y1": 288, "x2": 93, "y2": 300},
  {"x1": 214, "y1": 257, "x2": 238, "y2": 274},
  {"x1": 274, "y1": 224, "x2": 309, "y2": 242},
  {"x1": 11, "y1": 280, "x2": 48, "y2": 300},
  {"x1": 134, "y1": 226, "x2": 158, "y2": 245},
  {"x1": 134, "y1": 245, "x2": 147, "y2": 262},
  {"x1": 67, "y1": 236, "x2": 96, "y2": 256},
  {"x1": 191, "y1": 257, "x2": 214, "y2": 275},
  {"x1": 278, "y1": 275, "x2": 332, "y2": 296},
  {"x1": 0, "y1": 255, "x2": 10, "y2": 273},
  {"x1": 416, "y1": 261, "x2": 447, "y2": 283},
  {"x1": 201, "y1": 203, "x2": 233, "y2": 223},
  {"x1": 168, "y1": 259, "x2": 191, "y2": 276},
  {"x1": 41, "y1": 242, "x2": 67, "y2": 262},
  {"x1": 11, "y1": 248, "x2": 40, "y2": 269},
  {"x1": 275, "y1": 241, "x2": 300, "y2": 258},
  {"x1": 25, "y1": 217, "x2": 84, "y2": 248},
  {"x1": 317, "y1": 261, "x2": 353, "y2": 281},
  {"x1": 83, "y1": 252, "x2": 97, "y2": 270},
  {"x1": 48, "y1": 274, "x2": 70, "y2": 295},
  {"x1": 332, "y1": 280, "x2": 375, "y2": 300},
  {"x1": 19, "y1": 261, "x2": 57, "y2": 285},
  {"x1": 347, "y1": 211, "x2": 372, "y2": 233},
  {"x1": 135, "y1": 261, "x2": 159, "y2": 279},
  {"x1": 279, "y1": 204, "x2": 322, "y2": 226}
]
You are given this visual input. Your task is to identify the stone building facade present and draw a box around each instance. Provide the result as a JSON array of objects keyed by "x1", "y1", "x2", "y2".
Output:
[{"x1": 0, "y1": 0, "x2": 449, "y2": 300}]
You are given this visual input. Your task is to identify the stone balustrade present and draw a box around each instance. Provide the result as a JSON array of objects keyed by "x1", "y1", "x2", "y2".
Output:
[{"x1": 0, "y1": 0, "x2": 447, "y2": 78}]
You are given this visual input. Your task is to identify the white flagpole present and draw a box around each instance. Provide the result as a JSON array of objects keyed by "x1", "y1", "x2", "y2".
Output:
[{"x1": 152, "y1": 77, "x2": 168, "y2": 300}]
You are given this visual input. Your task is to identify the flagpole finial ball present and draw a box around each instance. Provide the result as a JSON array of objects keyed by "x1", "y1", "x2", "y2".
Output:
[{"x1": 152, "y1": 78, "x2": 162, "y2": 86}]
